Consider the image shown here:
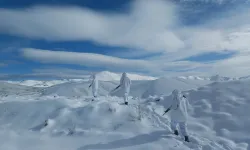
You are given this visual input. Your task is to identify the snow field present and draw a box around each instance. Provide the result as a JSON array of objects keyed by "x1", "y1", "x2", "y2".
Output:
[{"x1": 0, "y1": 78, "x2": 249, "y2": 149}]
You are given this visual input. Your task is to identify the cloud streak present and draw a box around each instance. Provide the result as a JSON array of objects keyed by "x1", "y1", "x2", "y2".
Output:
[
  {"x1": 0, "y1": 0, "x2": 183, "y2": 52},
  {"x1": 16, "y1": 47, "x2": 250, "y2": 78},
  {"x1": 19, "y1": 48, "x2": 214, "y2": 77},
  {"x1": 1, "y1": 0, "x2": 250, "y2": 55},
  {"x1": 21, "y1": 48, "x2": 160, "y2": 73},
  {"x1": 2, "y1": 0, "x2": 250, "y2": 77}
]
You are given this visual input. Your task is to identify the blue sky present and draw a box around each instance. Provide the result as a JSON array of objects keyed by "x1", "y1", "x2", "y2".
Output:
[{"x1": 1, "y1": 0, "x2": 250, "y2": 79}]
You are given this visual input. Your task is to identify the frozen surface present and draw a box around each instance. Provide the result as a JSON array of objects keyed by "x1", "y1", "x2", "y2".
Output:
[{"x1": 0, "y1": 79, "x2": 249, "y2": 150}]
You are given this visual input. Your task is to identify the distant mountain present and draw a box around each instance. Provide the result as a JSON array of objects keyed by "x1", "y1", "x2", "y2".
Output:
[
  {"x1": 5, "y1": 71, "x2": 249, "y2": 88},
  {"x1": 6, "y1": 80, "x2": 70, "y2": 87},
  {"x1": 177, "y1": 75, "x2": 238, "y2": 81},
  {"x1": 4, "y1": 71, "x2": 157, "y2": 87},
  {"x1": 209, "y1": 75, "x2": 238, "y2": 81}
]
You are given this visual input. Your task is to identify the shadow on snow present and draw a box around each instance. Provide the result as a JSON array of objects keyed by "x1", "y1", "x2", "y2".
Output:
[{"x1": 78, "y1": 130, "x2": 169, "y2": 150}]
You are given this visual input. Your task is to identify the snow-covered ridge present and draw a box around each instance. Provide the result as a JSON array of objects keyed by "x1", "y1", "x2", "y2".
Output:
[
  {"x1": 5, "y1": 71, "x2": 157, "y2": 87},
  {"x1": 0, "y1": 79, "x2": 249, "y2": 149},
  {"x1": 7, "y1": 80, "x2": 69, "y2": 87},
  {"x1": 39, "y1": 76, "x2": 211, "y2": 98},
  {"x1": 177, "y1": 74, "x2": 239, "y2": 81},
  {"x1": 4, "y1": 71, "x2": 250, "y2": 89}
]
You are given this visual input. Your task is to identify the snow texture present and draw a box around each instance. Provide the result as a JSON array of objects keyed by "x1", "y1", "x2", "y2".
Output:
[{"x1": 0, "y1": 77, "x2": 249, "y2": 150}]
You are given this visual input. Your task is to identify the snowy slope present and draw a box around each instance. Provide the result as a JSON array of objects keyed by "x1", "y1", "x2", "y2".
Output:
[
  {"x1": 154, "y1": 80, "x2": 250, "y2": 150},
  {"x1": 141, "y1": 77, "x2": 211, "y2": 98},
  {"x1": 0, "y1": 81, "x2": 42, "y2": 98},
  {"x1": 0, "y1": 79, "x2": 250, "y2": 149},
  {"x1": 42, "y1": 80, "x2": 117, "y2": 97},
  {"x1": 0, "y1": 96, "x2": 194, "y2": 150},
  {"x1": 41, "y1": 77, "x2": 211, "y2": 98}
]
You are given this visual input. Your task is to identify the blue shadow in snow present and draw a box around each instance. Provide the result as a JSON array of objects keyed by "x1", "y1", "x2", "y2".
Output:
[{"x1": 78, "y1": 130, "x2": 169, "y2": 150}]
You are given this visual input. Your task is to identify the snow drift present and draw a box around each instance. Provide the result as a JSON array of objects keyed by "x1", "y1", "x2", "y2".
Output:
[{"x1": 0, "y1": 78, "x2": 250, "y2": 149}]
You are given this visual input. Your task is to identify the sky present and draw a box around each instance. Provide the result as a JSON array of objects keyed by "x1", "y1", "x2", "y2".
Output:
[{"x1": 1, "y1": 0, "x2": 250, "y2": 79}]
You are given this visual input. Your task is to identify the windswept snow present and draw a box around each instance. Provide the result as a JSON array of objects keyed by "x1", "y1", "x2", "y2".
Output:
[
  {"x1": 96, "y1": 71, "x2": 157, "y2": 81},
  {"x1": 0, "y1": 77, "x2": 249, "y2": 150}
]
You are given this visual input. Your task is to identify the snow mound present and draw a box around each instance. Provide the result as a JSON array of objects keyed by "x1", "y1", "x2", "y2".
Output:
[
  {"x1": 96, "y1": 71, "x2": 156, "y2": 81},
  {"x1": 153, "y1": 80, "x2": 250, "y2": 150},
  {"x1": 0, "y1": 96, "x2": 166, "y2": 134},
  {"x1": 141, "y1": 77, "x2": 211, "y2": 98},
  {"x1": 0, "y1": 96, "x2": 203, "y2": 150}
]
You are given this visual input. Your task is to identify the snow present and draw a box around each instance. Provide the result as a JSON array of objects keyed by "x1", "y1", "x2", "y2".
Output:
[
  {"x1": 40, "y1": 77, "x2": 211, "y2": 98},
  {"x1": 95, "y1": 71, "x2": 157, "y2": 81},
  {"x1": 6, "y1": 80, "x2": 71, "y2": 87},
  {"x1": 4, "y1": 71, "x2": 156, "y2": 87},
  {"x1": 177, "y1": 75, "x2": 239, "y2": 82},
  {"x1": 0, "y1": 77, "x2": 249, "y2": 150}
]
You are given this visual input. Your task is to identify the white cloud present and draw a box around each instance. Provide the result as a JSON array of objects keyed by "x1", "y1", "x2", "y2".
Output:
[
  {"x1": 1, "y1": 0, "x2": 250, "y2": 55},
  {"x1": 20, "y1": 47, "x2": 250, "y2": 77},
  {"x1": 2, "y1": 0, "x2": 250, "y2": 77},
  {"x1": 161, "y1": 52, "x2": 250, "y2": 78},
  {"x1": 0, "y1": 0, "x2": 183, "y2": 52},
  {"x1": 21, "y1": 48, "x2": 160, "y2": 72},
  {"x1": 33, "y1": 67, "x2": 90, "y2": 75},
  {"x1": 207, "y1": 52, "x2": 250, "y2": 77},
  {"x1": 30, "y1": 67, "x2": 91, "y2": 79},
  {"x1": 20, "y1": 48, "x2": 214, "y2": 77}
]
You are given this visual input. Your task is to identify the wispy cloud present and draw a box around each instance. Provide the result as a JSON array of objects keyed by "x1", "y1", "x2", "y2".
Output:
[
  {"x1": 1, "y1": 0, "x2": 250, "y2": 55},
  {"x1": 19, "y1": 48, "x2": 213, "y2": 77},
  {"x1": 207, "y1": 52, "x2": 250, "y2": 77},
  {"x1": 21, "y1": 48, "x2": 161, "y2": 73},
  {"x1": 2, "y1": 0, "x2": 250, "y2": 77},
  {"x1": 20, "y1": 47, "x2": 250, "y2": 77},
  {"x1": 0, "y1": 63, "x2": 6, "y2": 67},
  {"x1": 31, "y1": 67, "x2": 91, "y2": 79},
  {"x1": 0, "y1": 0, "x2": 182, "y2": 52}
]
